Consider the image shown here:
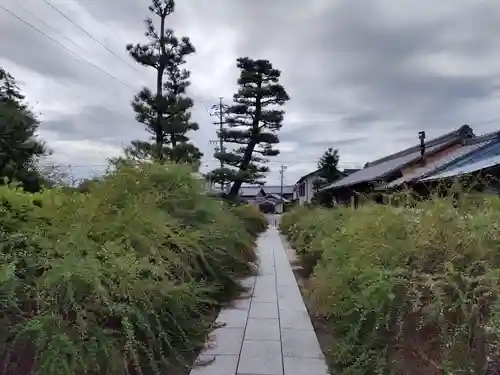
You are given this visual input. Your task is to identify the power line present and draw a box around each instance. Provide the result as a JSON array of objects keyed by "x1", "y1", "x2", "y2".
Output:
[
  {"x1": 0, "y1": 4, "x2": 137, "y2": 91},
  {"x1": 73, "y1": 0, "x2": 129, "y2": 44},
  {"x1": 63, "y1": 159, "x2": 362, "y2": 168},
  {"x1": 40, "y1": 0, "x2": 144, "y2": 75},
  {"x1": 14, "y1": 2, "x2": 102, "y2": 65}
]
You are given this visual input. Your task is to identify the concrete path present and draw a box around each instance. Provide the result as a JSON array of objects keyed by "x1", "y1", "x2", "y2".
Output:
[{"x1": 189, "y1": 224, "x2": 330, "y2": 375}]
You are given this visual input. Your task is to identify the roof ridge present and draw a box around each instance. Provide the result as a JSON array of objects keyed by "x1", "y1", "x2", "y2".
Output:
[
  {"x1": 366, "y1": 125, "x2": 474, "y2": 167},
  {"x1": 463, "y1": 130, "x2": 500, "y2": 145}
]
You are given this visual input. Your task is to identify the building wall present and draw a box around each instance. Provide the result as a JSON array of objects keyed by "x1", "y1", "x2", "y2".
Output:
[{"x1": 296, "y1": 175, "x2": 316, "y2": 205}]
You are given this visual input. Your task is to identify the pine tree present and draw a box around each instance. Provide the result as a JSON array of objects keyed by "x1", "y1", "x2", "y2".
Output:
[
  {"x1": 125, "y1": 0, "x2": 201, "y2": 165},
  {"x1": 120, "y1": 140, "x2": 202, "y2": 169},
  {"x1": 210, "y1": 57, "x2": 290, "y2": 199},
  {"x1": 312, "y1": 148, "x2": 342, "y2": 206},
  {"x1": 316, "y1": 148, "x2": 341, "y2": 182},
  {"x1": 0, "y1": 68, "x2": 49, "y2": 192}
]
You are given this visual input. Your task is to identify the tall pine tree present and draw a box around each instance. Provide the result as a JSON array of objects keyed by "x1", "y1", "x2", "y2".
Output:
[
  {"x1": 125, "y1": 0, "x2": 201, "y2": 165},
  {"x1": 312, "y1": 147, "x2": 342, "y2": 206},
  {"x1": 0, "y1": 68, "x2": 49, "y2": 192},
  {"x1": 210, "y1": 57, "x2": 289, "y2": 199}
]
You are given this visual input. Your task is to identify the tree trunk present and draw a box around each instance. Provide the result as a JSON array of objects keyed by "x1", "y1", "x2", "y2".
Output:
[
  {"x1": 227, "y1": 80, "x2": 263, "y2": 200},
  {"x1": 227, "y1": 141, "x2": 257, "y2": 199}
]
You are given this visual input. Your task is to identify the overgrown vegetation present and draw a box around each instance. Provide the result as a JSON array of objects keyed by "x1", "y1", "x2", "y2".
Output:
[
  {"x1": 280, "y1": 190, "x2": 500, "y2": 375},
  {"x1": 0, "y1": 163, "x2": 267, "y2": 375}
]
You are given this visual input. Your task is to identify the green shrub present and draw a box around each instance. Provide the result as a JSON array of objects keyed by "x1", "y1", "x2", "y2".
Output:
[
  {"x1": 232, "y1": 204, "x2": 268, "y2": 237},
  {"x1": 282, "y1": 195, "x2": 500, "y2": 374},
  {"x1": 0, "y1": 163, "x2": 259, "y2": 375},
  {"x1": 280, "y1": 207, "x2": 352, "y2": 276}
]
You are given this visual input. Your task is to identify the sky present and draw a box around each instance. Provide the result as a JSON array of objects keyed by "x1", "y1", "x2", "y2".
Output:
[{"x1": 1, "y1": 0, "x2": 500, "y2": 185}]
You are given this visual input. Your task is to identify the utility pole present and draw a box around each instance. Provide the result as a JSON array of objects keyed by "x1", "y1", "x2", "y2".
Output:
[
  {"x1": 217, "y1": 97, "x2": 225, "y2": 170},
  {"x1": 279, "y1": 164, "x2": 287, "y2": 201},
  {"x1": 209, "y1": 97, "x2": 228, "y2": 191}
]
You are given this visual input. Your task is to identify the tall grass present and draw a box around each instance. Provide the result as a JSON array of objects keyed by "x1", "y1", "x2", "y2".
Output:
[
  {"x1": 0, "y1": 163, "x2": 267, "y2": 375},
  {"x1": 281, "y1": 191, "x2": 500, "y2": 375}
]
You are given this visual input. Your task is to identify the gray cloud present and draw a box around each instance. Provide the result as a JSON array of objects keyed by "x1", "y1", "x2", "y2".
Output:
[{"x1": 1, "y1": 0, "x2": 500, "y2": 185}]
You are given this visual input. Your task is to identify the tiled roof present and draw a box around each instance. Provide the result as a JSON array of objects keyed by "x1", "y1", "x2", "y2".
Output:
[
  {"x1": 267, "y1": 193, "x2": 291, "y2": 203},
  {"x1": 319, "y1": 125, "x2": 474, "y2": 191},
  {"x1": 235, "y1": 184, "x2": 294, "y2": 196},
  {"x1": 262, "y1": 185, "x2": 294, "y2": 195},
  {"x1": 296, "y1": 168, "x2": 356, "y2": 185},
  {"x1": 239, "y1": 186, "x2": 263, "y2": 196},
  {"x1": 296, "y1": 169, "x2": 322, "y2": 184},
  {"x1": 420, "y1": 133, "x2": 500, "y2": 181},
  {"x1": 422, "y1": 154, "x2": 500, "y2": 181},
  {"x1": 342, "y1": 168, "x2": 360, "y2": 175},
  {"x1": 384, "y1": 135, "x2": 499, "y2": 188},
  {"x1": 320, "y1": 142, "x2": 449, "y2": 190}
]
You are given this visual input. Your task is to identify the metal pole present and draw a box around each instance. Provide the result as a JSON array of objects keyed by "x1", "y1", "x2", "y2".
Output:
[
  {"x1": 218, "y1": 97, "x2": 225, "y2": 191},
  {"x1": 279, "y1": 165, "x2": 286, "y2": 213}
]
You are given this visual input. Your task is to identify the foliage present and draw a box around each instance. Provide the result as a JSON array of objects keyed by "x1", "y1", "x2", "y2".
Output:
[
  {"x1": 125, "y1": 0, "x2": 201, "y2": 165},
  {"x1": 210, "y1": 57, "x2": 290, "y2": 198},
  {"x1": 232, "y1": 204, "x2": 269, "y2": 237},
  {"x1": 281, "y1": 193, "x2": 500, "y2": 375},
  {"x1": 0, "y1": 163, "x2": 260, "y2": 375},
  {"x1": 0, "y1": 67, "x2": 50, "y2": 192},
  {"x1": 312, "y1": 148, "x2": 342, "y2": 207},
  {"x1": 117, "y1": 140, "x2": 202, "y2": 169}
]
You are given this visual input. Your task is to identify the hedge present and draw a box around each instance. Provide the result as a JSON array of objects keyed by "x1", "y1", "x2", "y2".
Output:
[
  {"x1": 280, "y1": 194, "x2": 500, "y2": 375},
  {"x1": 0, "y1": 163, "x2": 267, "y2": 375}
]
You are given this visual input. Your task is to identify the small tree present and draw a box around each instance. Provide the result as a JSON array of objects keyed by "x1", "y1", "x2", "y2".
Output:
[
  {"x1": 0, "y1": 67, "x2": 50, "y2": 192},
  {"x1": 312, "y1": 148, "x2": 342, "y2": 206},
  {"x1": 209, "y1": 57, "x2": 290, "y2": 199},
  {"x1": 126, "y1": 0, "x2": 201, "y2": 165}
]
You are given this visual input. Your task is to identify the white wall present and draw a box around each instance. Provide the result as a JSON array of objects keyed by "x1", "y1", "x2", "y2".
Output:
[{"x1": 295, "y1": 175, "x2": 316, "y2": 205}]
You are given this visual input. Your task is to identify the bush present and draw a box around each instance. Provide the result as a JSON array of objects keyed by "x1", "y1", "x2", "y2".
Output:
[
  {"x1": 232, "y1": 204, "x2": 268, "y2": 237},
  {"x1": 281, "y1": 194, "x2": 500, "y2": 374},
  {"x1": 0, "y1": 163, "x2": 259, "y2": 375},
  {"x1": 280, "y1": 207, "x2": 351, "y2": 276}
]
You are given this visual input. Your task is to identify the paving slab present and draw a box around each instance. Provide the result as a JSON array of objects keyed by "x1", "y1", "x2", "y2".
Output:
[
  {"x1": 200, "y1": 327, "x2": 245, "y2": 356},
  {"x1": 190, "y1": 355, "x2": 239, "y2": 375},
  {"x1": 249, "y1": 302, "x2": 279, "y2": 319},
  {"x1": 237, "y1": 340, "x2": 283, "y2": 375},
  {"x1": 281, "y1": 329, "x2": 325, "y2": 359},
  {"x1": 244, "y1": 318, "x2": 280, "y2": 341},
  {"x1": 189, "y1": 226, "x2": 330, "y2": 375},
  {"x1": 215, "y1": 308, "x2": 249, "y2": 329},
  {"x1": 283, "y1": 357, "x2": 330, "y2": 375}
]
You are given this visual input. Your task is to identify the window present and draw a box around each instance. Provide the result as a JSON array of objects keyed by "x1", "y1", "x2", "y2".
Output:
[{"x1": 298, "y1": 183, "x2": 306, "y2": 197}]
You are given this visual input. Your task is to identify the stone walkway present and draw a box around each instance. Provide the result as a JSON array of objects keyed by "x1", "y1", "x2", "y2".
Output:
[{"x1": 189, "y1": 225, "x2": 330, "y2": 375}]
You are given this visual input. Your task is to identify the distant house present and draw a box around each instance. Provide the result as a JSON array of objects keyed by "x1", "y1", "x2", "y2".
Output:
[
  {"x1": 293, "y1": 168, "x2": 359, "y2": 205},
  {"x1": 234, "y1": 185, "x2": 294, "y2": 213},
  {"x1": 293, "y1": 169, "x2": 323, "y2": 205},
  {"x1": 319, "y1": 124, "x2": 476, "y2": 203}
]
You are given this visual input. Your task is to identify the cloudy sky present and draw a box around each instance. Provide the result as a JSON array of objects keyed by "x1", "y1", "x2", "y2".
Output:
[{"x1": 1, "y1": 0, "x2": 500, "y2": 185}]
